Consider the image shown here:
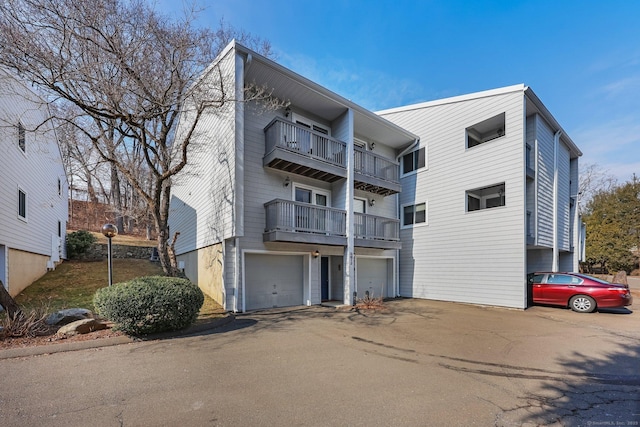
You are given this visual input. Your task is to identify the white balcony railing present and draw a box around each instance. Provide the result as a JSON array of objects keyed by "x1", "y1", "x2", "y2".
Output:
[
  {"x1": 264, "y1": 118, "x2": 346, "y2": 168},
  {"x1": 264, "y1": 199, "x2": 346, "y2": 237},
  {"x1": 354, "y1": 212, "x2": 400, "y2": 241}
]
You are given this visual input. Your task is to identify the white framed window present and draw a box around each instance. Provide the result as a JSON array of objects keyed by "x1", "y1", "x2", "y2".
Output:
[
  {"x1": 353, "y1": 197, "x2": 366, "y2": 214},
  {"x1": 466, "y1": 113, "x2": 506, "y2": 149},
  {"x1": 17, "y1": 122, "x2": 26, "y2": 153},
  {"x1": 402, "y1": 202, "x2": 427, "y2": 228},
  {"x1": 18, "y1": 187, "x2": 27, "y2": 221},
  {"x1": 402, "y1": 147, "x2": 426, "y2": 175},
  {"x1": 293, "y1": 184, "x2": 330, "y2": 207},
  {"x1": 466, "y1": 183, "x2": 505, "y2": 212},
  {"x1": 291, "y1": 113, "x2": 330, "y2": 136}
]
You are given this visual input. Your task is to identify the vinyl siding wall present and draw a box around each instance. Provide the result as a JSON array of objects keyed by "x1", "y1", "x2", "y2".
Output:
[
  {"x1": 0, "y1": 72, "x2": 68, "y2": 294},
  {"x1": 382, "y1": 90, "x2": 527, "y2": 308},
  {"x1": 169, "y1": 49, "x2": 238, "y2": 256}
]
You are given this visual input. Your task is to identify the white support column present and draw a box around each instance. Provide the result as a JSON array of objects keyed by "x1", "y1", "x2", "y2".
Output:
[{"x1": 343, "y1": 109, "x2": 355, "y2": 305}]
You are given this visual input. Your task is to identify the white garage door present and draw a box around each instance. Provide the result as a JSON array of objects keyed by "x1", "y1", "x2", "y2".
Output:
[
  {"x1": 357, "y1": 258, "x2": 390, "y2": 299},
  {"x1": 245, "y1": 254, "x2": 304, "y2": 310}
]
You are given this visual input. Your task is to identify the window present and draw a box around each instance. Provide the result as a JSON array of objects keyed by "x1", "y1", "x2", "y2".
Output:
[
  {"x1": 402, "y1": 202, "x2": 427, "y2": 227},
  {"x1": 466, "y1": 113, "x2": 505, "y2": 149},
  {"x1": 402, "y1": 147, "x2": 426, "y2": 175},
  {"x1": 353, "y1": 198, "x2": 366, "y2": 214},
  {"x1": 18, "y1": 188, "x2": 27, "y2": 220},
  {"x1": 58, "y1": 221, "x2": 62, "y2": 237},
  {"x1": 466, "y1": 183, "x2": 505, "y2": 212},
  {"x1": 58, "y1": 178, "x2": 62, "y2": 196},
  {"x1": 18, "y1": 122, "x2": 25, "y2": 152}
]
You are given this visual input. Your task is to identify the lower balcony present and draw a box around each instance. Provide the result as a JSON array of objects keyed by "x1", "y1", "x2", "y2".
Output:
[
  {"x1": 264, "y1": 199, "x2": 347, "y2": 246},
  {"x1": 263, "y1": 199, "x2": 401, "y2": 249}
]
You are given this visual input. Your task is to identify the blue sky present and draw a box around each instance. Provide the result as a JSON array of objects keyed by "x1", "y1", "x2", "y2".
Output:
[{"x1": 159, "y1": 0, "x2": 640, "y2": 183}]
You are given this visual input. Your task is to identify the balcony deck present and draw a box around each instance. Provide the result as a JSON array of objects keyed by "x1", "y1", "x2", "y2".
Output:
[
  {"x1": 263, "y1": 118, "x2": 347, "y2": 182},
  {"x1": 263, "y1": 199, "x2": 401, "y2": 249},
  {"x1": 264, "y1": 118, "x2": 402, "y2": 195}
]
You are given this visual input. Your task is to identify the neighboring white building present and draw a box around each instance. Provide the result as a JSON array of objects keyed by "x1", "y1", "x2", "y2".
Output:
[
  {"x1": 169, "y1": 41, "x2": 417, "y2": 312},
  {"x1": 378, "y1": 85, "x2": 582, "y2": 309},
  {"x1": 0, "y1": 70, "x2": 69, "y2": 297}
]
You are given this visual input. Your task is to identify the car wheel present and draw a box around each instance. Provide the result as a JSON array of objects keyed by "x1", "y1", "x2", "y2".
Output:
[{"x1": 569, "y1": 295, "x2": 596, "y2": 313}]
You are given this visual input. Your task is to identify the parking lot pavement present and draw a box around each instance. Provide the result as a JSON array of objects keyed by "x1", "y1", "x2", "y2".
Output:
[{"x1": 0, "y1": 298, "x2": 638, "y2": 426}]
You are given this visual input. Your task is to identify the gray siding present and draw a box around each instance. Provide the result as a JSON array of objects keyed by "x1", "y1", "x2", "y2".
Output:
[
  {"x1": 535, "y1": 115, "x2": 555, "y2": 247},
  {"x1": 169, "y1": 49, "x2": 237, "y2": 255},
  {"x1": 0, "y1": 72, "x2": 68, "y2": 261},
  {"x1": 382, "y1": 89, "x2": 527, "y2": 309}
]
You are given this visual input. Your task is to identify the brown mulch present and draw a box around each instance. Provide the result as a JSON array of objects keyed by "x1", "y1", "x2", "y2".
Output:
[{"x1": 0, "y1": 326, "x2": 126, "y2": 351}]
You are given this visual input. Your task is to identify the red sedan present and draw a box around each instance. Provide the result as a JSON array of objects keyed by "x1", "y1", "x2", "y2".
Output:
[{"x1": 529, "y1": 272, "x2": 633, "y2": 313}]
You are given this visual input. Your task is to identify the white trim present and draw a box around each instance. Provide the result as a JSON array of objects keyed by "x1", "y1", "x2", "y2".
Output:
[
  {"x1": 291, "y1": 112, "x2": 331, "y2": 136},
  {"x1": 377, "y1": 84, "x2": 526, "y2": 115}
]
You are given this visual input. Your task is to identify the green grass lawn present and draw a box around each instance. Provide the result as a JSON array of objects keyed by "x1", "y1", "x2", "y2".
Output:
[{"x1": 13, "y1": 259, "x2": 225, "y2": 321}]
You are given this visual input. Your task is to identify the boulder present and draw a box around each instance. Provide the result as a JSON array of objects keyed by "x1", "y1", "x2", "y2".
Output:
[
  {"x1": 612, "y1": 270, "x2": 628, "y2": 286},
  {"x1": 46, "y1": 308, "x2": 93, "y2": 326},
  {"x1": 56, "y1": 318, "x2": 108, "y2": 337}
]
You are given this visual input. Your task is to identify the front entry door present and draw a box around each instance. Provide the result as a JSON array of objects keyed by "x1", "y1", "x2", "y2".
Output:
[{"x1": 321, "y1": 256, "x2": 329, "y2": 300}]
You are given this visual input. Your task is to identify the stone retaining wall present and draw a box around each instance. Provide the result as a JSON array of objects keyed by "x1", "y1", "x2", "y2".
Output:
[{"x1": 78, "y1": 243, "x2": 155, "y2": 261}]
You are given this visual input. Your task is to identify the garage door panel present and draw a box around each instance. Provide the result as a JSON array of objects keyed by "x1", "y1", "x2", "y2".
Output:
[
  {"x1": 245, "y1": 254, "x2": 303, "y2": 310},
  {"x1": 357, "y1": 258, "x2": 390, "y2": 298}
]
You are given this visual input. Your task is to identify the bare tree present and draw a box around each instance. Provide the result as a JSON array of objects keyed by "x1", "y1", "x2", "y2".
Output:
[
  {"x1": 578, "y1": 163, "x2": 617, "y2": 213},
  {"x1": 0, "y1": 0, "x2": 275, "y2": 275}
]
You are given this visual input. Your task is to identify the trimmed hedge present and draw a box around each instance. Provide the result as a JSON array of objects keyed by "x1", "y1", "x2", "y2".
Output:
[{"x1": 93, "y1": 276, "x2": 204, "y2": 335}]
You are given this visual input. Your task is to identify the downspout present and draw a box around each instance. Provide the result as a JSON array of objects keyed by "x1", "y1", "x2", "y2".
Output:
[
  {"x1": 552, "y1": 130, "x2": 561, "y2": 272},
  {"x1": 233, "y1": 238, "x2": 239, "y2": 313},
  {"x1": 394, "y1": 138, "x2": 420, "y2": 297}
]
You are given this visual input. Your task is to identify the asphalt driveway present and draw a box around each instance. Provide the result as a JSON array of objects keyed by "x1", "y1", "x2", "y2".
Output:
[{"x1": 0, "y1": 298, "x2": 638, "y2": 426}]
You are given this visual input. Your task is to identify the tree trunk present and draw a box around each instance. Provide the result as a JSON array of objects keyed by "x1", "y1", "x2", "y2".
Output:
[{"x1": 0, "y1": 281, "x2": 22, "y2": 320}]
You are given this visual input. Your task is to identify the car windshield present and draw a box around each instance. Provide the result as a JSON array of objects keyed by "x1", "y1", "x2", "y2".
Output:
[{"x1": 576, "y1": 274, "x2": 611, "y2": 285}]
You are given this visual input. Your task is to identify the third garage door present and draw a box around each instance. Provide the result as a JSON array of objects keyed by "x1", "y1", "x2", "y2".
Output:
[{"x1": 245, "y1": 254, "x2": 304, "y2": 310}]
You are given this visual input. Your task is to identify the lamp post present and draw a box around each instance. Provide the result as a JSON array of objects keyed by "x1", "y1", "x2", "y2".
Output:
[{"x1": 101, "y1": 223, "x2": 118, "y2": 286}]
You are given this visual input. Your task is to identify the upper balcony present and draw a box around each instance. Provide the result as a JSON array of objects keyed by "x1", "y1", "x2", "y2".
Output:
[
  {"x1": 264, "y1": 118, "x2": 401, "y2": 195},
  {"x1": 354, "y1": 147, "x2": 401, "y2": 196},
  {"x1": 263, "y1": 118, "x2": 347, "y2": 183},
  {"x1": 263, "y1": 199, "x2": 401, "y2": 249}
]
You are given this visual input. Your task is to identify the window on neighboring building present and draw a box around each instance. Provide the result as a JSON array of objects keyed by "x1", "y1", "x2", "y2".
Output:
[
  {"x1": 466, "y1": 113, "x2": 505, "y2": 149},
  {"x1": 466, "y1": 183, "x2": 505, "y2": 212},
  {"x1": 18, "y1": 188, "x2": 27, "y2": 220},
  {"x1": 402, "y1": 147, "x2": 426, "y2": 175},
  {"x1": 402, "y1": 202, "x2": 427, "y2": 227},
  {"x1": 18, "y1": 122, "x2": 26, "y2": 152}
]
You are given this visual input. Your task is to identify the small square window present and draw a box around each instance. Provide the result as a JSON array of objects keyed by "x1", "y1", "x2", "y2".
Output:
[
  {"x1": 402, "y1": 147, "x2": 426, "y2": 175},
  {"x1": 18, "y1": 189, "x2": 27, "y2": 219},
  {"x1": 403, "y1": 202, "x2": 427, "y2": 227}
]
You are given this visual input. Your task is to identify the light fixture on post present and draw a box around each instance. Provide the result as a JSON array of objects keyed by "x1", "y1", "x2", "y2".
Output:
[
  {"x1": 369, "y1": 198, "x2": 376, "y2": 207},
  {"x1": 312, "y1": 250, "x2": 320, "y2": 258},
  {"x1": 283, "y1": 176, "x2": 291, "y2": 187},
  {"x1": 369, "y1": 142, "x2": 375, "y2": 150},
  {"x1": 101, "y1": 223, "x2": 118, "y2": 287}
]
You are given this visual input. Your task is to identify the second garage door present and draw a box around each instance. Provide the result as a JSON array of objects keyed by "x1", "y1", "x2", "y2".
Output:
[
  {"x1": 357, "y1": 258, "x2": 391, "y2": 299},
  {"x1": 245, "y1": 254, "x2": 304, "y2": 310}
]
